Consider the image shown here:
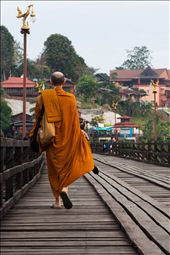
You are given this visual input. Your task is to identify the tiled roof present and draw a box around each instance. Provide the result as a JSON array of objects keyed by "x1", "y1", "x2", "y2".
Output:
[
  {"x1": 2, "y1": 77, "x2": 36, "y2": 88},
  {"x1": 110, "y1": 68, "x2": 170, "y2": 81},
  {"x1": 111, "y1": 69, "x2": 142, "y2": 79}
]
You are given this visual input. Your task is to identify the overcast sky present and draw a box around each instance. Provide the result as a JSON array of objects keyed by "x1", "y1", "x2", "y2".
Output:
[{"x1": 1, "y1": 1, "x2": 169, "y2": 74}]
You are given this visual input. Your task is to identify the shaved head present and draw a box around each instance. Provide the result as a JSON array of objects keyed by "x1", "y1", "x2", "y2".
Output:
[{"x1": 51, "y1": 71, "x2": 65, "y2": 86}]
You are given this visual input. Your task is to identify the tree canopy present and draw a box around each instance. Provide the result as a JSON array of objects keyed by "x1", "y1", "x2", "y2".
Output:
[
  {"x1": 42, "y1": 34, "x2": 88, "y2": 81},
  {"x1": 0, "y1": 89, "x2": 12, "y2": 132},
  {"x1": 117, "y1": 46, "x2": 152, "y2": 70},
  {"x1": 1, "y1": 26, "x2": 15, "y2": 81},
  {"x1": 76, "y1": 74, "x2": 119, "y2": 108}
]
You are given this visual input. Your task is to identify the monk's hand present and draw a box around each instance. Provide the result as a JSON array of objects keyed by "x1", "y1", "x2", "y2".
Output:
[{"x1": 81, "y1": 130, "x2": 89, "y2": 140}]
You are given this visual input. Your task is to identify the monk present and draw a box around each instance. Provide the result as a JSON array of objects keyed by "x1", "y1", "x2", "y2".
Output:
[{"x1": 30, "y1": 71, "x2": 97, "y2": 209}]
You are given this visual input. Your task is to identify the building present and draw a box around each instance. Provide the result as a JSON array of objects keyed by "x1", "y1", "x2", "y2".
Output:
[
  {"x1": 110, "y1": 67, "x2": 170, "y2": 107},
  {"x1": 4, "y1": 98, "x2": 35, "y2": 138},
  {"x1": 1, "y1": 77, "x2": 37, "y2": 97},
  {"x1": 113, "y1": 115, "x2": 140, "y2": 140}
]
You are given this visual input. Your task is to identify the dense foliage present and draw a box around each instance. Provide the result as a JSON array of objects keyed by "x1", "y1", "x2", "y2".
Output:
[
  {"x1": 1, "y1": 26, "x2": 15, "y2": 81},
  {"x1": 117, "y1": 100, "x2": 153, "y2": 117},
  {"x1": 0, "y1": 89, "x2": 12, "y2": 132},
  {"x1": 76, "y1": 74, "x2": 119, "y2": 106},
  {"x1": 42, "y1": 34, "x2": 88, "y2": 81}
]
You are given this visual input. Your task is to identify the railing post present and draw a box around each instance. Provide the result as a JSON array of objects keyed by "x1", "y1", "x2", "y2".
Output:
[
  {"x1": 5, "y1": 177, "x2": 13, "y2": 201},
  {"x1": 168, "y1": 142, "x2": 170, "y2": 166},
  {"x1": 154, "y1": 142, "x2": 158, "y2": 164}
]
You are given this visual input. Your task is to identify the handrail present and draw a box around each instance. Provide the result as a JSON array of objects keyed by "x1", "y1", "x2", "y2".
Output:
[
  {"x1": 0, "y1": 137, "x2": 45, "y2": 218},
  {"x1": 91, "y1": 141, "x2": 170, "y2": 167},
  {"x1": 0, "y1": 137, "x2": 39, "y2": 171}
]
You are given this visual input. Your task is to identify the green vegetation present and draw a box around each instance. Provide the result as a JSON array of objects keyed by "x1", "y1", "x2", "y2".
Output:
[
  {"x1": 116, "y1": 46, "x2": 152, "y2": 70},
  {"x1": 76, "y1": 74, "x2": 119, "y2": 106},
  {"x1": 91, "y1": 115, "x2": 105, "y2": 127},
  {"x1": 1, "y1": 26, "x2": 15, "y2": 81},
  {"x1": 1, "y1": 25, "x2": 169, "y2": 141},
  {"x1": 42, "y1": 34, "x2": 88, "y2": 82},
  {"x1": 0, "y1": 89, "x2": 12, "y2": 132},
  {"x1": 1, "y1": 27, "x2": 92, "y2": 82}
]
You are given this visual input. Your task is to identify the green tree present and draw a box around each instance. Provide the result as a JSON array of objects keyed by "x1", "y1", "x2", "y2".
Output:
[
  {"x1": 76, "y1": 75, "x2": 99, "y2": 101},
  {"x1": 117, "y1": 46, "x2": 152, "y2": 70},
  {"x1": 142, "y1": 115, "x2": 170, "y2": 142},
  {"x1": 15, "y1": 59, "x2": 51, "y2": 80},
  {"x1": 0, "y1": 89, "x2": 12, "y2": 131},
  {"x1": 117, "y1": 100, "x2": 152, "y2": 117},
  {"x1": 42, "y1": 34, "x2": 87, "y2": 81},
  {"x1": 96, "y1": 81, "x2": 119, "y2": 106},
  {"x1": 1, "y1": 26, "x2": 15, "y2": 81},
  {"x1": 91, "y1": 115, "x2": 105, "y2": 127}
]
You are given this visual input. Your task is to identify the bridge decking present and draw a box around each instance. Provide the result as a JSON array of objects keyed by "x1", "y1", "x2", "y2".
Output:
[
  {"x1": 1, "y1": 155, "x2": 170, "y2": 255},
  {"x1": 1, "y1": 164, "x2": 138, "y2": 255}
]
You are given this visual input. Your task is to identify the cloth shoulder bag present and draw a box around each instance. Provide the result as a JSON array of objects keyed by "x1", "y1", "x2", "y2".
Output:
[
  {"x1": 39, "y1": 110, "x2": 55, "y2": 147},
  {"x1": 37, "y1": 94, "x2": 56, "y2": 148}
]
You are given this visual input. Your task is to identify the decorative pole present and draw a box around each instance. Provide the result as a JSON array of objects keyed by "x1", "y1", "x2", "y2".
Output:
[
  {"x1": 151, "y1": 80, "x2": 159, "y2": 141},
  {"x1": 112, "y1": 101, "x2": 118, "y2": 125},
  {"x1": 16, "y1": 5, "x2": 36, "y2": 139}
]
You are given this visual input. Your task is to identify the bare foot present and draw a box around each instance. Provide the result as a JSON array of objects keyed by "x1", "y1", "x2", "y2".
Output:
[{"x1": 51, "y1": 203, "x2": 62, "y2": 209}]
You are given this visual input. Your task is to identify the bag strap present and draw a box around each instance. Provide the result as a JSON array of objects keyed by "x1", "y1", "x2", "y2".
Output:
[{"x1": 33, "y1": 105, "x2": 45, "y2": 138}]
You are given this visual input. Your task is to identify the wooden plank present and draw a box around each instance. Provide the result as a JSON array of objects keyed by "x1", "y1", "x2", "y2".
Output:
[
  {"x1": 94, "y1": 157, "x2": 170, "y2": 210},
  {"x1": 94, "y1": 156, "x2": 170, "y2": 189},
  {"x1": 85, "y1": 174, "x2": 167, "y2": 255},
  {"x1": 1, "y1": 168, "x2": 138, "y2": 255},
  {"x1": 99, "y1": 172, "x2": 170, "y2": 233},
  {"x1": 0, "y1": 246, "x2": 137, "y2": 254},
  {"x1": 86, "y1": 173, "x2": 170, "y2": 254},
  {"x1": 98, "y1": 169, "x2": 170, "y2": 220}
]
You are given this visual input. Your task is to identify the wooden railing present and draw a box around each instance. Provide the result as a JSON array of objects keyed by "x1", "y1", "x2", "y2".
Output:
[
  {"x1": 0, "y1": 138, "x2": 45, "y2": 218},
  {"x1": 91, "y1": 141, "x2": 170, "y2": 167}
]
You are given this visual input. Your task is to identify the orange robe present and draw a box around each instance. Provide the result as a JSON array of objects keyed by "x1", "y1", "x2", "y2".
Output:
[{"x1": 30, "y1": 86, "x2": 94, "y2": 199}]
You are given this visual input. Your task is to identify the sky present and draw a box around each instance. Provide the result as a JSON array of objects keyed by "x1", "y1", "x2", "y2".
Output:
[{"x1": 1, "y1": 1, "x2": 170, "y2": 74}]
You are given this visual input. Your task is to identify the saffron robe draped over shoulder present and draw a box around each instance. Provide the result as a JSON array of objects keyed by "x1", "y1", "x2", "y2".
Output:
[{"x1": 30, "y1": 87, "x2": 94, "y2": 198}]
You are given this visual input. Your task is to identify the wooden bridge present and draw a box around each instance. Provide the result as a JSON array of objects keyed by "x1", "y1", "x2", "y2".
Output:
[{"x1": 0, "y1": 138, "x2": 170, "y2": 255}]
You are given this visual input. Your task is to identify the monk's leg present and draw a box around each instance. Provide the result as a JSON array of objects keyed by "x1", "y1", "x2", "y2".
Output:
[{"x1": 62, "y1": 186, "x2": 68, "y2": 193}]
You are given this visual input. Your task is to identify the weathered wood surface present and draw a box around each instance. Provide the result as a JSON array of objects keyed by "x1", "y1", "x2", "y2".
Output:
[
  {"x1": 0, "y1": 137, "x2": 38, "y2": 171},
  {"x1": 85, "y1": 155, "x2": 170, "y2": 254},
  {"x1": 0, "y1": 137, "x2": 44, "y2": 218},
  {"x1": 1, "y1": 155, "x2": 170, "y2": 254},
  {"x1": 0, "y1": 155, "x2": 44, "y2": 218},
  {"x1": 1, "y1": 165, "x2": 139, "y2": 255},
  {"x1": 94, "y1": 154, "x2": 170, "y2": 208}
]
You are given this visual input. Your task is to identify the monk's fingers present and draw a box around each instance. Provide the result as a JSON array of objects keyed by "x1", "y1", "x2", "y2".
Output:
[{"x1": 81, "y1": 130, "x2": 89, "y2": 140}]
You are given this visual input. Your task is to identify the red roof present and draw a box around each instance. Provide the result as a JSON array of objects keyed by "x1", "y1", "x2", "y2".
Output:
[
  {"x1": 111, "y1": 69, "x2": 142, "y2": 79},
  {"x1": 118, "y1": 115, "x2": 132, "y2": 119},
  {"x1": 113, "y1": 122, "x2": 139, "y2": 128},
  {"x1": 2, "y1": 77, "x2": 36, "y2": 88},
  {"x1": 110, "y1": 68, "x2": 170, "y2": 81}
]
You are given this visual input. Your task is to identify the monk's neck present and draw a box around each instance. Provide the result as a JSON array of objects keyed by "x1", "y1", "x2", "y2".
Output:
[{"x1": 55, "y1": 85, "x2": 62, "y2": 89}]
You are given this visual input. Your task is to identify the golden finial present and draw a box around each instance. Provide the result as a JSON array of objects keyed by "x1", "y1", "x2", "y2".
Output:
[
  {"x1": 17, "y1": 4, "x2": 36, "y2": 32},
  {"x1": 150, "y1": 80, "x2": 159, "y2": 93},
  {"x1": 112, "y1": 101, "x2": 118, "y2": 110},
  {"x1": 35, "y1": 81, "x2": 45, "y2": 93}
]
